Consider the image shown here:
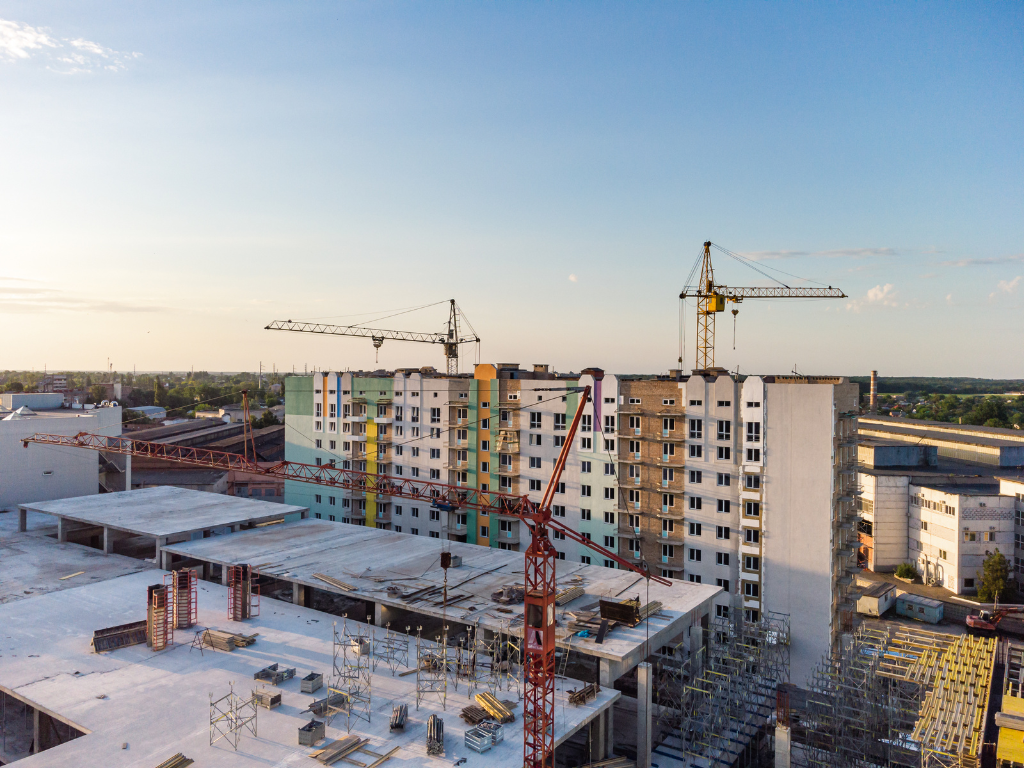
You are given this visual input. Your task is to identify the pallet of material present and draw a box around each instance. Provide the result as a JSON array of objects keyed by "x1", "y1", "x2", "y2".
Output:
[
  {"x1": 568, "y1": 682, "x2": 600, "y2": 705},
  {"x1": 460, "y1": 704, "x2": 490, "y2": 724},
  {"x1": 92, "y1": 620, "x2": 149, "y2": 653},
  {"x1": 203, "y1": 629, "x2": 258, "y2": 652},
  {"x1": 254, "y1": 662, "x2": 297, "y2": 685},
  {"x1": 154, "y1": 754, "x2": 194, "y2": 768},
  {"x1": 313, "y1": 735, "x2": 364, "y2": 764},
  {"x1": 475, "y1": 692, "x2": 515, "y2": 724},
  {"x1": 599, "y1": 598, "x2": 641, "y2": 627},
  {"x1": 254, "y1": 688, "x2": 282, "y2": 709},
  {"x1": 555, "y1": 585, "x2": 585, "y2": 605}
]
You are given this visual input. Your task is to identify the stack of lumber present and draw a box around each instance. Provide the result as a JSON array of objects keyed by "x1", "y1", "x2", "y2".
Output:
[
  {"x1": 154, "y1": 754, "x2": 194, "y2": 768},
  {"x1": 312, "y1": 735, "x2": 364, "y2": 764},
  {"x1": 638, "y1": 601, "x2": 663, "y2": 621},
  {"x1": 475, "y1": 692, "x2": 515, "y2": 724},
  {"x1": 555, "y1": 585, "x2": 585, "y2": 605},
  {"x1": 203, "y1": 629, "x2": 258, "y2": 652},
  {"x1": 568, "y1": 682, "x2": 600, "y2": 705},
  {"x1": 312, "y1": 573, "x2": 356, "y2": 591}
]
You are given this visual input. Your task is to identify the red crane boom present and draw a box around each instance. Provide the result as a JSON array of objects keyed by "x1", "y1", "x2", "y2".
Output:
[{"x1": 23, "y1": 385, "x2": 667, "y2": 768}]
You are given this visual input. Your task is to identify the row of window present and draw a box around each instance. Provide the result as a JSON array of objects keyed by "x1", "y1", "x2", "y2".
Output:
[{"x1": 686, "y1": 419, "x2": 761, "y2": 442}]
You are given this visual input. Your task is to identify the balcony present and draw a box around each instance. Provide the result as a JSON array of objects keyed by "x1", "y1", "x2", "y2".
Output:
[{"x1": 497, "y1": 528, "x2": 520, "y2": 544}]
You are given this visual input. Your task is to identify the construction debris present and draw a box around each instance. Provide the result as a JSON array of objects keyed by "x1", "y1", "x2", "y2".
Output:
[
  {"x1": 426, "y1": 714, "x2": 444, "y2": 756},
  {"x1": 91, "y1": 620, "x2": 148, "y2": 653},
  {"x1": 154, "y1": 754, "x2": 194, "y2": 768},
  {"x1": 490, "y1": 585, "x2": 524, "y2": 604},
  {"x1": 59, "y1": 571, "x2": 85, "y2": 581},
  {"x1": 568, "y1": 682, "x2": 600, "y2": 706},
  {"x1": 313, "y1": 573, "x2": 356, "y2": 591},
  {"x1": 475, "y1": 692, "x2": 515, "y2": 724},
  {"x1": 599, "y1": 598, "x2": 641, "y2": 627},
  {"x1": 254, "y1": 662, "x2": 297, "y2": 685},
  {"x1": 305, "y1": 691, "x2": 348, "y2": 717}
]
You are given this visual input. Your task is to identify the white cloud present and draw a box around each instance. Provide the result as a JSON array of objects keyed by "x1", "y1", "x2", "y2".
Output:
[
  {"x1": 989, "y1": 275, "x2": 1021, "y2": 299},
  {"x1": 941, "y1": 254, "x2": 1024, "y2": 267},
  {"x1": 946, "y1": 293, "x2": 954, "y2": 305},
  {"x1": 568, "y1": 274, "x2": 578, "y2": 283},
  {"x1": 0, "y1": 17, "x2": 138, "y2": 73},
  {"x1": 0, "y1": 282, "x2": 162, "y2": 314},
  {"x1": 846, "y1": 283, "x2": 900, "y2": 312},
  {"x1": 742, "y1": 247, "x2": 896, "y2": 261}
]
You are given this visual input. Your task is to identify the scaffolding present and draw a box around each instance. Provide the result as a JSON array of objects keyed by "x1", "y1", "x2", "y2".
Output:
[
  {"x1": 209, "y1": 683, "x2": 257, "y2": 750},
  {"x1": 147, "y1": 583, "x2": 173, "y2": 651},
  {"x1": 168, "y1": 568, "x2": 197, "y2": 630},
  {"x1": 833, "y1": 411, "x2": 862, "y2": 638},
  {"x1": 802, "y1": 625, "x2": 996, "y2": 768},
  {"x1": 329, "y1": 617, "x2": 372, "y2": 733},
  {"x1": 654, "y1": 611, "x2": 791, "y2": 768},
  {"x1": 371, "y1": 622, "x2": 410, "y2": 676},
  {"x1": 416, "y1": 626, "x2": 448, "y2": 711},
  {"x1": 227, "y1": 564, "x2": 260, "y2": 621}
]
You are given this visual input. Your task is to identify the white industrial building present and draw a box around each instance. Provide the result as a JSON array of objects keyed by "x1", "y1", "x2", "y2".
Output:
[{"x1": 0, "y1": 401, "x2": 123, "y2": 512}]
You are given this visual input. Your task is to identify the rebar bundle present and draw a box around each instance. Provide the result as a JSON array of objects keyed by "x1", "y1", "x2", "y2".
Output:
[{"x1": 426, "y1": 714, "x2": 444, "y2": 756}]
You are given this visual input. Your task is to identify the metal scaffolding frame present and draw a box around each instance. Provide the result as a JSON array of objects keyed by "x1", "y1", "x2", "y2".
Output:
[
  {"x1": 654, "y1": 612, "x2": 791, "y2": 768},
  {"x1": 330, "y1": 617, "x2": 372, "y2": 732},
  {"x1": 415, "y1": 625, "x2": 448, "y2": 711},
  {"x1": 371, "y1": 622, "x2": 410, "y2": 676},
  {"x1": 209, "y1": 683, "x2": 257, "y2": 750},
  {"x1": 802, "y1": 625, "x2": 996, "y2": 768}
]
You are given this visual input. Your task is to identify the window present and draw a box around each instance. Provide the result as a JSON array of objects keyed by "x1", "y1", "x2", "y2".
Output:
[
  {"x1": 717, "y1": 446, "x2": 731, "y2": 460},
  {"x1": 689, "y1": 419, "x2": 703, "y2": 439},
  {"x1": 689, "y1": 496, "x2": 702, "y2": 510},
  {"x1": 746, "y1": 448, "x2": 761, "y2": 462},
  {"x1": 329, "y1": 496, "x2": 336, "y2": 506},
  {"x1": 529, "y1": 456, "x2": 542, "y2": 469},
  {"x1": 430, "y1": 448, "x2": 441, "y2": 459},
  {"x1": 430, "y1": 407, "x2": 441, "y2": 424},
  {"x1": 581, "y1": 484, "x2": 592, "y2": 497},
  {"x1": 554, "y1": 435, "x2": 566, "y2": 447},
  {"x1": 604, "y1": 536, "x2": 616, "y2": 548},
  {"x1": 662, "y1": 467, "x2": 675, "y2": 483},
  {"x1": 604, "y1": 487, "x2": 616, "y2": 500},
  {"x1": 553, "y1": 505, "x2": 566, "y2": 517},
  {"x1": 688, "y1": 548, "x2": 702, "y2": 562},
  {"x1": 663, "y1": 398, "x2": 676, "y2": 406},
  {"x1": 457, "y1": 428, "x2": 468, "y2": 441},
  {"x1": 429, "y1": 508, "x2": 441, "y2": 522},
  {"x1": 744, "y1": 582, "x2": 760, "y2": 598},
  {"x1": 315, "y1": 494, "x2": 322, "y2": 504},
  {"x1": 745, "y1": 401, "x2": 761, "y2": 408},
  {"x1": 689, "y1": 445, "x2": 703, "y2": 458},
  {"x1": 662, "y1": 519, "x2": 675, "y2": 533},
  {"x1": 530, "y1": 412, "x2": 542, "y2": 429},
  {"x1": 316, "y1": 457, "x2": 322, "y2": 466},
  {"x1": 554, "y1": 414, "x2": 566, "y2": 431},
  {"x1": 717, "y1": 473, "x2": 730, "y2": 486},
  {"x1": 552, "y1": 530, "x2": 566, "y2": 541},
  {"x1": 529, "y1": 479, "x2": 542, "y2": 491},
  {"x1": 628, "y1": 415, "x2": 641, "y2": 432},
  {"x1": 315, "y1": 512, "x2": 322, "y2": 519},
  {"x1": 628, "y1": 538, "x2": 641, "y2": 554},
  {"x1": 688, "y1": 522, "x2": 702, "y2": 536},
  {"x1": 717, "y1": 500, "x2": 731, "y2": 513},
  {"x1": 964, "y1": 578, "x2": 976, "y2": 589},
  {"x1": 688, "y1": 574, "x2": 702, "y2": 583},
  {"x1": 625, "y1": 513, "x2": 639, "y2": 528},
  {"x1": 744, "y1": 608, "x2": 760, "y2": 622},
  {"x1": 629, "y1": 440, "x2": 641, "y2": 454},
  {"x1": 628, "y1": 397, "x2": 641, "y2": 405},
  {"x1": 581, "y1": 414, "x2": 592, "y2": 432},
  {"x1": 716, "y1": 525, "x2": 731, "y2": 540},
  {"x1": 555, "y1": 482, "x2": 565, "y2": 494},
  {"x1": 329, "y1": 440, "x2": 337, "y2": 450},
  {"x1": 580, "y1": 437, "x2": 592, "y2": 450},
  {"x1": 716, "y1": 552, "x2": 730, "y2": 566},
  {"x1": 744, "y1": 474, "x2": 761, "y2": 489},
  {"x1": 604, "y1": 560, "x2": 616, "y2": 568},
  {"x1": 604, "y1": 463, "x2": 615, "y2": 475},
  {"x1": 604, "y1": 415, "x2": 616, "y2": 433},
  {"x1": 429, "y1": 531, "x2": 440, "y2": 539},
  {"x1": 315, "y1": 439, "x2": 323, "y2": 449},
  {"x1": 508, "y1": 392, "x2": 520, "y2": 401},
  {"x1": 964, "y1": 531, "x2": 977, "y2": 542},
  {"x1": 689, "y1": 399, "x2": 702, "y2": 406},
  {"x1": 480, "y1": 461, "x2": 489, "y2": 473},
  {"x1": 745, "y1": 502, "x2": 760, "y2": 517},
  {"x1": 717, "y1": 400, "x2": 731, "y2": 407},
  {"x1": 581, "y1": 555, "x2": 592, "y2": 564},
  {"x1": 716, "y1": 579, "x2": 730, "y2": 591},
  {"x1": 329, "y1": 514, "x2": 336, "y2": 522},
  {"x1": 429, "y1": 469, "x2": 440, "y2": 479},
  {"x1": 529, "y1": 434, "x2": 543, "y2": 446},
  {"x1": 744, "y1": 555, "x2": 760, "y2": 570},
  {"x1": 689, "y1": 470, "x2": 702, "y2": 483},
  {"x1": 581, "y1": 508, "x2": 592, "y2": 521},
  {"x1": 717, "y1": 421, "x2": 731, "y2": 440},
  {"x1": 628, "y1": 489, "x2": 641, "y2": 505},
  {"x1": 662, "y1": 544, "x2": 675, "y2": 558},
  {"x1": 662, "y1": 493, "x2": 675, "y2": 508},
  {"x1": 411, "y1": 467, "x2": 420, "y2": 478},
  {"x1": 746, "y1": 422, "x2": 761, "y2": 443},
  {"x1": 315, "y1": 403, "x2": 322, "y2": 418},
  {"x1": 412, "y1": 447, "x2": 420, "y2": 457},
  {"x1": 663, "y1": 417, "x2": 675, "y2": 432},
  {"x1": 411, "y1": 527, "x2": 419, "y2": 535},
  {"x1": 604, "y1": 438, "x2": 615, "y2": 451},
  {"x1": 744, "y1": 529, "x2": 760, "y2": 544},
  {"x1": 716, "y1": 604, "x2": 730, "y2": 619}
]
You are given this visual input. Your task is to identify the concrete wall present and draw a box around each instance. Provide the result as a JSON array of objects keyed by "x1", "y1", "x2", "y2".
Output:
[
  {"x1": 0, "y1": 406, "x2": 121, "y2": 511},
  {"x1": 1, "y1": 393, "x2": 65, "y2": 410},
  {"x1": 762, "y1": 383, "x2": 839, "y2": 688},
  {"x1": 860, "y1": 473, "x2": 910, "y2": 571}
]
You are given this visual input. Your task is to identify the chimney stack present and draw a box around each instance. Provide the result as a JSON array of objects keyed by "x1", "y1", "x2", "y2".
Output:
[{"x1": 870, "y1": 370, "x2": 878, "y2": 412}]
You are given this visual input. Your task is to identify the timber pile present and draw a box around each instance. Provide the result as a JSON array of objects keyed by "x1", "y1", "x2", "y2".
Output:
[
  {"x1": 638, "y1": 601, "x2": 663, "y2": 621},
  {"x1": 312, "y1": 573, "x2": 356, "y2": 591},
  {"x1": 555, "y1": 585, "x2": 585, "y2": 605},
  {"x1": 154, "y1": 754, "x2": 194, "y2": 768},
  {"x1": 460, "y1": 704, "x2": 490, "y2": 724},
  {"x1": 313, "y1": 735, "x2": 363, "y2": 764},
  {"x1": 203, "y1": 629, "x2": 258, "y2": 652},
  {"x1": 475, "y1": 692, "x2": 515, "y2": 724},
  {"x1": 568, "y1": 682, "x2": 600, "y2": 705}
]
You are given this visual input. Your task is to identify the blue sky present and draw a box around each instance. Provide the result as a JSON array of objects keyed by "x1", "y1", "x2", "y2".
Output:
[{"x1": 0, "y1": 2, "x2": 1021, "y2": 377}]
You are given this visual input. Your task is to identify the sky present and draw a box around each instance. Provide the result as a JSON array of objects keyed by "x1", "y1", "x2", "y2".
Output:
[{"x1": 0, "y1": 2, "x2": 1021, "y2": 378}]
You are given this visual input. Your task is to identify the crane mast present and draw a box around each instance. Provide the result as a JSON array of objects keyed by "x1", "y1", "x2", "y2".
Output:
[{"x1": 681, "y1": 241, "x2": 847, "y2": 370}]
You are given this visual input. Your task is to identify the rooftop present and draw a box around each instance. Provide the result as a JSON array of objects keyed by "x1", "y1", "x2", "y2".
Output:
[
  {"x1": 163, "y1": 518, "x2": 719, "y2": 666},
  {"x1": 0, "y1": 570, "x2": 617, "y2": 767},
  {"x1": 18, "y1": 486, "x2": 307, "y2": 539}
]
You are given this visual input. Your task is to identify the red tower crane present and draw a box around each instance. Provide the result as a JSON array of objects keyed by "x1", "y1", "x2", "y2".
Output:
[{"x1": 24, "y1": 385, "x2": 667, "y2": 768}]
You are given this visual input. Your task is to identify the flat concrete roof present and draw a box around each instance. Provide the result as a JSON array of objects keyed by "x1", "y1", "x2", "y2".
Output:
[
  {"x1": 163, "y1": 519, "x2": 719, "y2": 667},
  {"x1": 0, "y1": 570, "x2": 617, "y2": 767},
  {"x1": 0, "y1": 509, "x2": 155, "y2": 605},
  {"x1": 18, "y1": 487, "x2": 307, "y2": 539}
]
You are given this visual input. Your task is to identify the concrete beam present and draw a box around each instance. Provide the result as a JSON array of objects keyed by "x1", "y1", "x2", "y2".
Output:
[
  {"x1": 599, "y1": 658, "x2": 623, "y2": 687},
  {"x1": 636, "y1": 662, "x2": 652, "y2": 768}
]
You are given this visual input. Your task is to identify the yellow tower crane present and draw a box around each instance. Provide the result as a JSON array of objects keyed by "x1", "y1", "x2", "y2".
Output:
[{"x1": 681, "y1": 241, "x2": 847, "y2": 371}]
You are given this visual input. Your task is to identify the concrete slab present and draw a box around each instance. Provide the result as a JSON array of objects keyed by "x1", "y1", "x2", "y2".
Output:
[
  {"x1": 163, "y1": 518, "x2": 720, "y2": 667},
  {"x1": 18, "y1": 486, "x2": 308, "y2": 539},
  {"x1": 0, "y1": 570, "x2": 618, "y2": 767}
]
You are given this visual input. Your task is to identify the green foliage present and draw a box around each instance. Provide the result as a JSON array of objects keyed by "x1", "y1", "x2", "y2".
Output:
[
  {"x1": 122, "y1": 409, "x2": 152, "y2": 425},
  {"x1": 153, "y1": 376, "x2": 167, "y2": 407},
  {"x1": 978, "y1": 549, "x2": 1011, "y2": 602},
  {"x1": 265, "y1": 395, "x2": 281, "y2": 407},
  {"x1": 88, "y1": 385, "x2": 106, "y2": 403},
  {"x1": 895, "y1": 562, "x2": 918, "y2": 580},
  {"x1": 251, "y1": 410, "x2": 281, "y2": 429},
  {"x1": 2, "y1": 381, "x2": 24, "y2": 393}
]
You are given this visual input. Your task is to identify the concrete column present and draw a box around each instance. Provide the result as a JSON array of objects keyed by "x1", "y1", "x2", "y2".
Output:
[
  {"x1": 124, "y1": 454, "x2": 131, "y2": 490},
  {"x1": 57, "y1": 517, "x2": 68, "y2": 543},
  {"x1": 293, "y1": 583, "x2": 303, "y2": 605},
  {"x1": 373, "y1": 603, "x2": 383, "y2": 625},
  {"x1": 590, "y1": 708, "x2": 608, "y2": 760},
  {"x1": 605, "y1": 703, "x2": 614, "y2": 760},
  {"x1": 300, "y1": 509, "x2": 309, "y2": 519},
  {"x1": 103, "y1": 527, "x2": 114, "y2": 554},
  {"x1": 599, "y1": 658, "x2": 622, "y2": 687},
  {"x1": 33, "y1": 707, "x2": 40, "y2": 754},
  {"x1": 231, "y1": 524, "x2": 240, "y2": 533},
  {"x1": 775, "y1": 724, "x2": 792, "y2": 768},
  {"x1": 221, "y1": 565, "x2": 230, "y2": 585},
  {"x1": 636, "y1": 662, "x2": 652, "y2": 768},
  {"x1": 202, "y1": 562, "x2": 210, "y2": 581},
  {"x1": 156, "y1": 537, "x2": 168, "y2": 570},
  {"x1": 18, "y1": 507, "x2": 27, "y2": 532}
]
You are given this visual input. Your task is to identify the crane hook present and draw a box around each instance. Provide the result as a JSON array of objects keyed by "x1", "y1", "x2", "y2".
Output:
[{"x1": 732, "y1": 308, "x2": 739, "y2": 350}]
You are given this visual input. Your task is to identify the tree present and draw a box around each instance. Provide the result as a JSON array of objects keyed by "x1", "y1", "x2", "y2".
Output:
[
  {"x1": 88, "y1": 385, "x2": 106, "y2": 403},
  {"x1": 978, "y1": 549, "x2": 1011, "y2": 602},
  {"x1": 153, "y1": 376, "x2": 167, "y2": 407},
  {"x1": 2, "y1": 381, "x2": 24, "y2": 393},
  {"x1": 252, "y1": 411, "x2": 281, "y2": 429}
]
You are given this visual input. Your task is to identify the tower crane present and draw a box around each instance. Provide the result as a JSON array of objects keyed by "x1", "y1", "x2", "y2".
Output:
[
  {"x1": 681, "y1": 241, "x2": 847, "y2": 371},
  {"x1": 23, "y1": 386, "x2": 666, "y2": 768},
  {"x1": 265, "y1": 299, "x2": 479, "y2": 375}
]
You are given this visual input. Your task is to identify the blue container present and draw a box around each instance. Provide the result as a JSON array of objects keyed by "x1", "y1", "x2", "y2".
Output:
[{"x1": 894, "y1": 593, "x2": 944, "y2": 624}]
